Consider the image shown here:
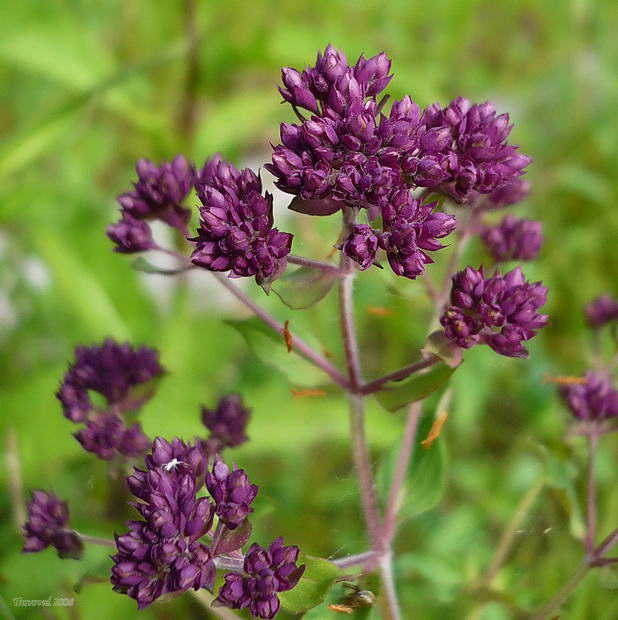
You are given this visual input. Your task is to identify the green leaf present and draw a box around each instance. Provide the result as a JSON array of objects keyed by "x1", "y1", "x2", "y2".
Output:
[
  {"x1": 422, "y1": 330, "x2": 463, "y2": 368},
  {"x1": 377, "y1": 404, "x2": 447, "y2": 518},
  {"x1": 223, "y1": 317, "x2": 325, "y2": 386},
  {"x1": 271, "y1": 265, "x2": 338, "y2": 310},
  {"x1": 374, "y1": 361, "x2": 455, "y2": 412},
  {"x1": 130, "y1": 256, "x2": 191, "y2": 275},
  {"x1": 279, "y1": 555, "x2": 342, "y2": 613}
]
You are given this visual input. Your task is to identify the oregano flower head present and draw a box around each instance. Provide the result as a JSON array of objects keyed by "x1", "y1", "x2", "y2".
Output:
[
  {"x1": 585, "y1": 294, "x2": 618, "y2": 329},
  {"x1": 215, "y1": 538, "x2": 305, "y2": 619},
  {"x1": 481, "y1": 215, "x2": 543, "y2": 262},
  {"x1": 440, "y1": 266, "x2": 548, "y2": 358},
  {"x1": 22, "y1": 491, "x2": 83, "y2": 560},
  {"x1": 190, "y1": 155, "x2": 293, "y2": 285},
  {"x1": 559, "y1": 372, "x2": 618, "y2": 428},
  {"x1": 206, "y1": 460, "x2": 258, "y2": 530},
  {"x1": 201, "y1": 393, "x2": 250, "y2": 453},
  {"x1": 111, "y1": 437, "x2": 216, "y2": 609}
]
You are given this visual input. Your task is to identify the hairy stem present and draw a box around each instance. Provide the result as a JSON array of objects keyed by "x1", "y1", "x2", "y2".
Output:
[
  {"x1": 482, "y1": 477, "x2": 545, "y2": 587},
  {"x1": 531, "y1": 560, "x2": 590, "y2": 620},
  {"x1": 348, "y1": 393, "x2": 382, "y2": 554},
  {"x1": 331, "y1": 550, "x2": 375, "y2": 569},
  {"x1": 378, "y1": 554, "x2": 402, "y2": 620},
  {"x1": 382, "y1": 403, "x2": 422, "y2": 547},
  {"x1": 213, "y1": 272, "x2": 350, "y2": 390},
  {"x1": 585, "y1": 431, "x2": 598, "y2": 554},
  {"x1": 595, "y1": 527, "x2": 618, "y2": 557},
  {"x1": 361, "y1": 355, "x2": 440, "y2": 395},
  {"x1": 287, "y1": 254, "x2": 343, "y2": 274},
  {"x1": 76, "y1": 533, "x2": 116, "y2": 548}
]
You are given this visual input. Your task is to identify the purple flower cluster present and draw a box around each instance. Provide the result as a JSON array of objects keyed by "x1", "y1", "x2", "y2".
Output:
[
  {"x1": 190, "y1": 155, "x2": 293, "y2": 285},
  {"x1": 415, "y1": 98, "x2": 531, "y2": 201},
  {"x1": 57, "y1": 339, "x2": 163, "y2": 460},
  {"x1": 215, "y1": 538, "x2": 305, "y2": 619},
  {"x1": 201, "y1": 393, "x2": 250, "y2": 453},
  {"x1": 112, "y1": 438, "x2": 215, "y2": 609},
  {"x1": 22, "y1": 491, "x2": 83, "y2": 559},
  {"x1": 440, "y1": 266, "x2": 548, "y2": 358},
  {"x1": 481, "y1": 215, "x2": 543, "y2": 262},
  {"x1": 559, "y1": 373, "x2": 618, "y2": 427},
  {"x1": 267, "y1": 47, "x2": 531, "y2": 278},
  {"x1": 107, "y1": 155, "x2": 195, "y2": 253},
  {"x1": 338, "y1": 195, "x2": 456, "y2": 276},
  {"x1": 206, "y1": 460, "x2": 258, "y2": 530},
  {"x1": 585, "y1": 294, "x2": 618, "y2": 329}
]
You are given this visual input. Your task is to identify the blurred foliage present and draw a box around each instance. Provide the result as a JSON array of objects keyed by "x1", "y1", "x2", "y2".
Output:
[{"x1": 1, "y1": 0, "x2": 617, "y2": 618}]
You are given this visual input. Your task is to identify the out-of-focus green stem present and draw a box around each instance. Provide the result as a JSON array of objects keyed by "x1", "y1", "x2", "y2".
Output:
[
  {"x1": 481, "y1": 477, "x2": 545, "y2": 587},
  {"x1": 531, "y1": 560, "x2": 590, "y2": 620}
]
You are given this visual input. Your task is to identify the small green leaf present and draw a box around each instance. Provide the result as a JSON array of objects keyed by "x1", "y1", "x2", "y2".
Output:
[
  {"x1": 374, "y1": 362, "x2": 455, "y2": 412},
  {"x1": 377, "y1": 404, "x2": 447, "y2": 518},
  {"x1": 422, "y1": 330, "x2": 463, "y2": 368},
  {"x1": 271, "y1": 265, "x2": 338, "y2": 310},
  {"x1": 224, "y1": 317, "x2": 325, "y2": 386},
  {"x1": 279, "y1": 555, "x2": 342, "y2": 613},
  {"x1": 131, "y1": 257, "x2": 191, "y2": 275}
]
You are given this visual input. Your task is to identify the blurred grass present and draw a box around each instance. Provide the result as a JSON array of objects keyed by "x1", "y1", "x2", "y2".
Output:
[{"x1": 1, "y1": 0, "x2": 617, "y2": 618}]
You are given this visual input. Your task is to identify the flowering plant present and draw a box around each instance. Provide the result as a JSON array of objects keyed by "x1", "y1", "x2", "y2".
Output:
[{"x1": 20, "y1": 46, "x2": 617, "y2": 619}]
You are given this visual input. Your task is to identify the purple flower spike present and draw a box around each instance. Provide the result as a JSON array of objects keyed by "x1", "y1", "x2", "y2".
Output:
[
  {"x1": 379, "y1": 193, "x2": 457, "y2": 279},
  {"x1": 206, "y1": 460, "x2": 258, "y2": 530},
  {"x1": 190, "y1": 155, "x2": 293, "y2": 286},
  {"x1": 57, "y1": 339, "x2": 164, "y2": 423},
  {"x1": 112, "y1": 437, "x2": 216, "y2": 609},
  {"x1": 215, "y1": 538, "x2": 305, "y2": 619},
  {"x1": 22, "y1": 491, "x2": 83, "y2": 559},
  {"x1": 107, "y1": 214, "x2": 154, "y2": 254},
  {"x1": 75, "y1": 414, "x2": 149, "y2": 460},
  {"x1": 57, "y1": 340, "x2": 163, "y2": 460},
  {"x1": 481, "y1": 215, "x2": 543, "y2": 262},
  {"x1": 117, "y1": 155, "x2": 195, "y2": 232},
  {"x1": 560, "y1": 373, "x2": 618, "y2": 431},
  {"x1": 201, "y1": 394, "x2": 250, "y2": 453},
  {"x1": 440, "y1": 266, "x2": 548, "y2": 358},
  {"x1": 585, "y1": 294, "x2": 618, "y2": 329},
  {"x1": 415, "y1": 98, "x2": 532, "y2": 201},
  {"x1": 339, "y1": 224, "x2": 380, "y2": 270}
]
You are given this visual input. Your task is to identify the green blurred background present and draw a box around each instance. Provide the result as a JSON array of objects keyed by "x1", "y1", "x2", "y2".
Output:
[{"x1": 1, "y1": 1, "x2": 617, "y2": 618}]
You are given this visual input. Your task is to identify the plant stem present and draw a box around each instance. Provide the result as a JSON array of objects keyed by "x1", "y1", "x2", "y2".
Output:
[
  {"x1": 482, "y1": 477, "x2": 545, "y2": 587},
  {"x1": 76, "y1": 532, "x2": 116, "y2": 548},
  {"x1": 382, "y1": 403, "x2": 422, "y2": 547},
  {"x1": 212, "y1": 272, "x2": 350, "y2": 390},
  {"x1": 361, "y1": 355, "x2": 440, "y2": 394},
  {"x1": 338, "y1": 208, "x2": 402, "y2": 618},
  {"x1": 214, "y1": 556, "x2": 245, "y2": 572},
  {"x1": 585, "y1": 431, "x2": 598, "y2": 554},
  {"x1": 378, "y1": 553, "x2": 402, "y2": 620},
  {"x1": 338, "y1": 273, "x2": 362, "y2": 390},
  {"x1": 190, "y1": 589, "x2": 242, "y2": 619},
  {"x1": 531, "y1": 559, "x2": 590, "y2": 620},
  {"x1": 331, "y1": 550, "x2": 375, "y2": 569},
  {"x1": 5, "y1": 428, "x2": 25, "y2": 529},
  {"x1": 595, "y1": 527, "x2": 618, "y2": 557},
  {"x1": 287, "y1": 254, "x2": 343, "y2": 274},
  {"x1": 348, "y1": 393, "x2": 382, "y2": 554}
]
